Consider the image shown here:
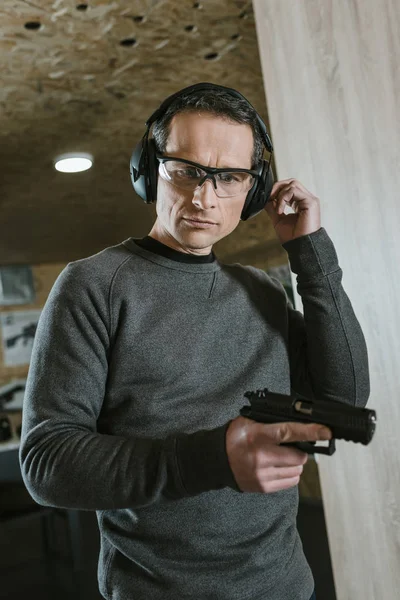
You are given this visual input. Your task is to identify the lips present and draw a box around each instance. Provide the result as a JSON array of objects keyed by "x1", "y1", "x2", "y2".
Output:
[{"x1": 183, "y1": 217, "x2": 216, "y2": 224}]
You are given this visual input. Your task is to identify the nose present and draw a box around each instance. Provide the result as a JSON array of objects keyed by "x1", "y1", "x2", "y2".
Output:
[{"x1": 192, "y1": 178, "x2": 217, "y2": 210}]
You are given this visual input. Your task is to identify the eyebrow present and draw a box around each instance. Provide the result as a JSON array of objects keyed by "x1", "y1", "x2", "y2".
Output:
[{"x1": 158, "y1": 154, "x2": 254, "y2": 172}]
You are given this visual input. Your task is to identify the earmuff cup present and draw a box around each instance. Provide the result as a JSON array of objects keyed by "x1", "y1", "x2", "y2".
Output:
[
  {"x1": 240, "y1": 159, "x2": 274, "y2": 221},
  {"x1": 130, "y1": 138, "x2": 159, "y2": 204}
]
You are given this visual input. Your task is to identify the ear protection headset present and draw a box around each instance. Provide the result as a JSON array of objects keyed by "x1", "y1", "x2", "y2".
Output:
[{"x1": 130, "y1": 82, "x2": 274, "y2": 221}]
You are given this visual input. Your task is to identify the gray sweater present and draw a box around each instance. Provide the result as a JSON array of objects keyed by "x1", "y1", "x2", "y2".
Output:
[{"x1": 19, "y1": 228, "x2": 370, "y2": 600}]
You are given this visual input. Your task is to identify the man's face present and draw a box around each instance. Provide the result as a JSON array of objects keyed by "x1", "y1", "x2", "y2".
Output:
[{"x1": 148, "y1": 111, "x2": 254, "y2": 255}]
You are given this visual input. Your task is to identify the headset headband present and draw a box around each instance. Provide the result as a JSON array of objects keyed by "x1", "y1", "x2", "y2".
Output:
[{"x1": 144, "y1": 82, "x2": 273, "y2": 155}]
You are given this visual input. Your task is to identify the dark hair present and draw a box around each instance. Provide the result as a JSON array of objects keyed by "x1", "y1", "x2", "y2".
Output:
[{"x1": 151, "y1": 88, "x2": 265, "y2": 169}]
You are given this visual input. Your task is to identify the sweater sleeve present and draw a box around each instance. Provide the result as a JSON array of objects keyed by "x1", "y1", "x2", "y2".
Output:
[
  {"x1": 19, "y1": 263, "x2": 237, "y2": 511},
  {"x1": 282, "y1": 227, "x2": 370, "y2": 407}
]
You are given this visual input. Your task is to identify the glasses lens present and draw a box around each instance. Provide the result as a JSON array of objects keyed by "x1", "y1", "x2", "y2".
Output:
[
  {"x1": 159, "y1": 161, "x2": 255, "y2": 197},
  {"x1": 159, "y1": 161, "x2": 205, "y2": 189},
  {"x1": 215, "y1": 172, "x2": 255, "y2": 197}
]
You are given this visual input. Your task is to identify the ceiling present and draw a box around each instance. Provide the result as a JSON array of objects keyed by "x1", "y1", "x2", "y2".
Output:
[{"x1": 0, "y1": 0, "x2": 279, "y2": 266}]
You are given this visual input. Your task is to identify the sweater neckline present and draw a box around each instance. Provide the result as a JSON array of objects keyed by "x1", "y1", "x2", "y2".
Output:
[
  {"x1": 134, "y1": 235, "x2": 216, "y2": 264},
  {"x1": 122, "y1": 238, "x2": 221, "y2": 273}
]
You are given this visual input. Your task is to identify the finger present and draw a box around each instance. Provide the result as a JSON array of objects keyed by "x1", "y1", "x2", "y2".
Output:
[
  {"x1": 271, "y1": 182, "x2": 313, "y2": 206},
  {"x1": 291, "y1": 200, "x2": 299, "y2": 213},
  {"x1": 268, "y1": 179, "x2": 297, "y2": 201},
  {"x1": 272, "y1": 179, "x2": 313, "y2": 198},
  {"x1": 270, "y1": 183, "x2": 299, "y2": 213},
  {"x1": 269, "y1": 183, "x2": 293, "y2": 204},
  {"x1": 270, "y1": 464, "x2": 304, "y2": 480},
  {"x1": 266, "y1": 422, "x2": 332, "y2": 444},
  {"x1": 277, "y1": 191, "x2": 295, "y2": 215},
  {"x1": 264, "y1": 476, "x2": 301, "y2": 493},
  {"x1": 263, "y1": 445, "x2": 308, "y2": 467},
  {"x1": 264, "y1": 197, "x2": 283, "y2": 225}
]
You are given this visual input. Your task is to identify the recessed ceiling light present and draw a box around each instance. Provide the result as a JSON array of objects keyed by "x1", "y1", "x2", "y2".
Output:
[{"x1": 54, "y1": 153, "x2": 93, "y2": 173}]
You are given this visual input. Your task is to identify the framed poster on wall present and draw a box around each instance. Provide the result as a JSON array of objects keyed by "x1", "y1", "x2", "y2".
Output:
[
  {"x1": 0, "y1": 310, "x2": 41, "y2": 367},
  {"x1": 0, "y1": 266, "x2": 35, "y2": 306}
]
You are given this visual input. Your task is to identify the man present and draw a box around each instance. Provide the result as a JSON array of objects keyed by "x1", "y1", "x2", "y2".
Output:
[{"x1": 20, "y1": 85, "x2": 369, "y2": 600}]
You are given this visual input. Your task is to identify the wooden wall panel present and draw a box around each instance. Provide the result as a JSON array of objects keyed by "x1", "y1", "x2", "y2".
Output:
[{"x1": 253, "y1": 1, "x2": 400, "y2": 598}]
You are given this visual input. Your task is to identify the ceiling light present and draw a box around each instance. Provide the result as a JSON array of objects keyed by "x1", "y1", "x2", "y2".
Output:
[{"x1": 54, "y1": 153, "x2": 93, "y2": 173}]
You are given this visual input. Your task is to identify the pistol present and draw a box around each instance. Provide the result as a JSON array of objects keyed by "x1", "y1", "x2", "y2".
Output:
[{"x1": 240, "y1": 388, "x2": 377, "y2": 455}]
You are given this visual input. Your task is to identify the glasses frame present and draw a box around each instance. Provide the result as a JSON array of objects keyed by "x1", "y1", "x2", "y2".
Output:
[{"x1": 156, "y1": 153, "x2": 261, "y2": 197}]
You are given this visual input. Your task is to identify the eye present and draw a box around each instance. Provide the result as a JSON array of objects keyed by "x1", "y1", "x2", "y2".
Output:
[
  {"x1": 217, "y1": 173, "x2": 240, "y2": 184},
  {"x1": 176, "y1": 166, "x2": 202, "y2": 178}
]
